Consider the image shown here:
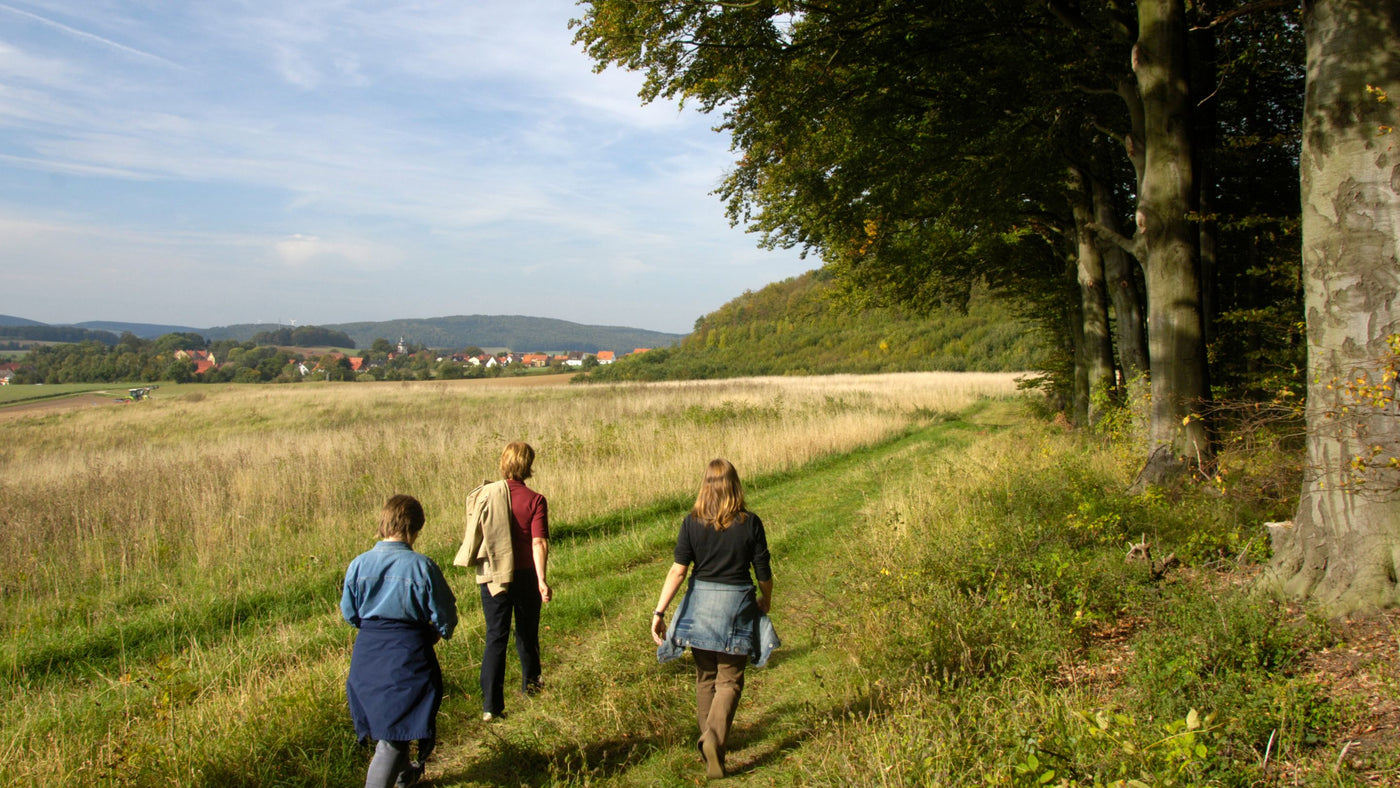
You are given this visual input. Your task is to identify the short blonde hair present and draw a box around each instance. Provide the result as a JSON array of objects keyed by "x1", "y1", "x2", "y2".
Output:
[
  {"x1": 378, "y1": 494, "x2": 425, "y2": 540},
  {"x1": 692, "y1": 459, "x2": 746, "y2": 531},
  {"x1": 499, "y1": 441, "x2": 535, "y2": 482}
]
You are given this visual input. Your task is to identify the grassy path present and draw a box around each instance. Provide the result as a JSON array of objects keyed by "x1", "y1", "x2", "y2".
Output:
[{"x1": 424, "y1": 405, "x2": 1001, "y2": 786}]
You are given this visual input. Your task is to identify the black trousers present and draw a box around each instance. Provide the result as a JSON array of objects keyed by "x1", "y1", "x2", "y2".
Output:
[{"x1": 478, "y1": 569, "x2": 542, "y2": 715}]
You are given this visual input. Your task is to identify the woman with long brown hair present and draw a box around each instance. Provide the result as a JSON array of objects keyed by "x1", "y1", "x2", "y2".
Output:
[{"x1": 652, "y1": 459, "x2": 778, "y2": 780}]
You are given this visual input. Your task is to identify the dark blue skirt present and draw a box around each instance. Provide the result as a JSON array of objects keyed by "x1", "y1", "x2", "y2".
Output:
[{"x1": 347, "y1": 620, "x2": 443, "y2": 743}]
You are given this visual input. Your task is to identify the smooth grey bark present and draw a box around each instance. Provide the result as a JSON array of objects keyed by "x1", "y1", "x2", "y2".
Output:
[
  {"x1": 1070, "y1": 166, "x2": 1118, "y2": 427},
  {"x1": 1072, "y1": 295, "x2": 1089, "y2": 427},
  {"x1": 1268, "y1": 0, "x2": 1400, "y2": 614},
  {"x1": 1134, "y1": 0, "x2": 1213, "y2": 483},
  {"x1": 1093, "y1": 177, "x2": 1148, "y2": 383}
]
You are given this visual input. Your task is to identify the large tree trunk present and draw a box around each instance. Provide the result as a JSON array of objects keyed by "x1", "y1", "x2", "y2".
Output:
[
  {"x1": 1134, "y1": 0, "x2": 1212, "y2": 485},
  {"x1": 1192, "y1": 11, "x2": 1221, "y2": 351},
  {"x1": 1070, "y1": 166, "x2": 1118, "y2": 427},
  {"x1": 1268, "y1": 0, "x2": 1400, "y2": 614},
  {"x1": 1093, "y1": 177, "x2": 1149, "y2": 383}
]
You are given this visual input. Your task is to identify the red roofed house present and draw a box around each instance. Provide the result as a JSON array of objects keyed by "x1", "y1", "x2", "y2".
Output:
[{"x1": 596, "y1": 351, "x2": 615, "y2": 365}]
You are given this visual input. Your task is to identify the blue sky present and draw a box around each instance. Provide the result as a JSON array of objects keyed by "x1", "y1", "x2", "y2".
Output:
[{"x1": 0, "y1": 1, "x2": 810, "y2": 334}]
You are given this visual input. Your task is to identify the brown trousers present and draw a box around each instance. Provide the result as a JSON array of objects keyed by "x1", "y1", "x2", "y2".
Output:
[{"x1": 693, "y1": 649, "x2": 748, "y2": 754}]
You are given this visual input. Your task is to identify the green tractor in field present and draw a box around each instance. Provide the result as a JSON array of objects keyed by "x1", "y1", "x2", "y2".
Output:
[{"x1": 124, "y1": 386, "x2": 158, "y2": 402}]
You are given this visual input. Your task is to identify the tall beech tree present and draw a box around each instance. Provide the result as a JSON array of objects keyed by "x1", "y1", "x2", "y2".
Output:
[
  {"x1": 1133, "y1": 0, "x2": 1211, "y2": 477},
  {"x1": 573, "y1": 0, "x2": 1299, "y2": 480},
  {"x1": 574, "y1": 0, "x2": 1133, "y2": 418},
  {"x1": 1070, "y1": 164, "x2": 1119, "y2": 426},
  {"x1": 1269, "y1": 0, "x2": 1400, "y2": 613}
]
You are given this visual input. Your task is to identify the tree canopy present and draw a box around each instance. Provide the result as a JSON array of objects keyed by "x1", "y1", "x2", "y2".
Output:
[
  {"x1": 577, "y1": 270, "x2": 1043, "y2": 382},
  {"x1": 251, "y1": 325, "x2": 356, "y2": 349},
  {"x1": 574, "y1": 0, "x2": 1305, "y2": 481}
]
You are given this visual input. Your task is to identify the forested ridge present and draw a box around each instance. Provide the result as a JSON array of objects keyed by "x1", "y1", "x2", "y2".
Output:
[
  {"x1": 579, "y1": 269, "x2": 1042, "y2": 381},
  {"x1": 0, "y1": 315, "x2": 681, "y2": 352},
  {"x1": 324, "y1": 315, "x2": 680, "y2": 353}
]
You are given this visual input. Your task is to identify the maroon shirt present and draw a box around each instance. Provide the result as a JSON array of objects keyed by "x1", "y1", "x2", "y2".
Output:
[{"x1": 506, "y1": 480, "x2": 549, "y2": 571}]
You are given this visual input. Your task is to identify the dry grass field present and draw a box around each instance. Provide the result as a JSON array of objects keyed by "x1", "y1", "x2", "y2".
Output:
[
  {"x1": 0, "y1": 372, "x2": 1020, "y2": 786},
  {"x1": 0, "y1": 373, "x2": 1019, "y2": 596},
  {"x1": 3, "y1": 372, "x2": 1393, "y2": 786}
]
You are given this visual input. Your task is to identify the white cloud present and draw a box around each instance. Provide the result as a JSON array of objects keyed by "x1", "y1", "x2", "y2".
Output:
[
  {"x1": 273, "y1": 233, "x2": 402, "y2": 270},
  {"x1": 0, "y1": 0, "x2": 811, "y2": 333}
]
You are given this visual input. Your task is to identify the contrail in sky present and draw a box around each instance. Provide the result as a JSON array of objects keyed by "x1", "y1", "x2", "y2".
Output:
[
  {"x1": 0, "y1": 151, "x2": 144, "y2": 178},
  {"x1": 0, "y1": 2, "x2": 182, "y2": 68}
]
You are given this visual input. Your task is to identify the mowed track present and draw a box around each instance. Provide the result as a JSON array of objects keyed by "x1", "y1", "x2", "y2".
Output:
[
  {"x1": 422, "y1": 408, "x2": 998, "y2": 786},
  {"x1": 0, "y1": 375, "x2": 575, "y2": 422},
  {"x1": 0, "y1": 393, "x2": 126, "y2": 422}
]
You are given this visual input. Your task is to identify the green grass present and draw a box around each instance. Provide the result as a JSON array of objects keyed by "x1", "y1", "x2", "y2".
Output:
[
  {"x1": 417, "y1": 412, "x2": 991, "y2": 787},
  {"x1": 0, "y1": 382, "x2": 214, "y2": 406},
  {"x1": 0, "y1": 383, "x2": 133, "y2": 405},
  {"x1": 1, "y1": 394, "x2": 1389, "y2": 786}
]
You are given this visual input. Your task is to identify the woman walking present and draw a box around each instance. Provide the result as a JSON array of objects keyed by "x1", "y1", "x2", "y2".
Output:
[
  {"x1": 652, "y1": 459, "x2": 778, "y2": 780},
  {"x1": 342, "y1": 495, "x2": 457, "y2": 788},
  {"x1": 478, "y1": 441, "x2": 551, "y2": 721}
]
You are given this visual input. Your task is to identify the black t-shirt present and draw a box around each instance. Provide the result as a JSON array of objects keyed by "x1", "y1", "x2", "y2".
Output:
[{"x1": 673, "y1": 512, "x2": 772, "y2": 586}]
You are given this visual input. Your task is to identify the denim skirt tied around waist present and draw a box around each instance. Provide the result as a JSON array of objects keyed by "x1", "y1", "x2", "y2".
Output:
[
  {"x1": 657, "y1": 579, "x2": 780, "y2": 667},
  {"x1": 346, "y1": 619, "x2": 443, "y2": 743}
]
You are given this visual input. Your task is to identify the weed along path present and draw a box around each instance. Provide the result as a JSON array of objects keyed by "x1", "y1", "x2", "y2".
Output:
[{"x1": 427, "y1": 406, "x2": 998, "y2": 786}]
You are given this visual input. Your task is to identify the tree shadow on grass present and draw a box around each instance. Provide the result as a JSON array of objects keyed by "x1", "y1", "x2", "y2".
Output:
[
  {"x1": 445, "y1": 692, "x2": 892, "y2": 785},
  {"x1": 755, "y1": 642, "x2": 813, "y2": 666},
  {"x1": 432, "y1": 729, "x2": 670, "y2": 787},
  {"x1": 722, "y1": 689, "x2": 895, "y2": 777},
  {"x1": 430, "y1": 669, "x2": 890, "y2": 785}
]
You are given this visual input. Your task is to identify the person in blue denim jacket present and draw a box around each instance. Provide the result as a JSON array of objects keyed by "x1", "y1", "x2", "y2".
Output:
[
  {"x1": 652, "y1": 459, "x2": 778, "y2": 780},
  {"x1": 342, "y1": 495, "x2": 458, "y2": 788}
]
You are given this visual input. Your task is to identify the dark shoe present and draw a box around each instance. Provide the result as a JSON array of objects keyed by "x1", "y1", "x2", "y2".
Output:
[
  {"x1": 395, "y1": 761, "x2": 424, "y2": 787},
  {"x1": 700, "y1": 733, "x2": 725, "y2": 780},
  {"x1": 523, "y1": 678, "x2": 544, "y2": 696}
]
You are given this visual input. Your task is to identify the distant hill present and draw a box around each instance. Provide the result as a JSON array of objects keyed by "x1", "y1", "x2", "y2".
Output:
[
  {"x1": 578, "y1": 270, "x2": 1045, "y2": 382},
  {"x1": 0, "y1": 315, "x2": 46, "y2": 327},
  {"x1": 75, "y1": 320, "x2": 206, "y2": 337},
  {"x1": 0, "y1": 324, "x2": 121, "y2": 344},
  {"x1": 321, "y1": 315, "x2": 681, "y2": 353},
  {"x1": 0, "y1": 315, "x2": 682, "y2": 353},
  {"x1": 197, "y1": 323, "x2": 318, "y2": 342}
]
